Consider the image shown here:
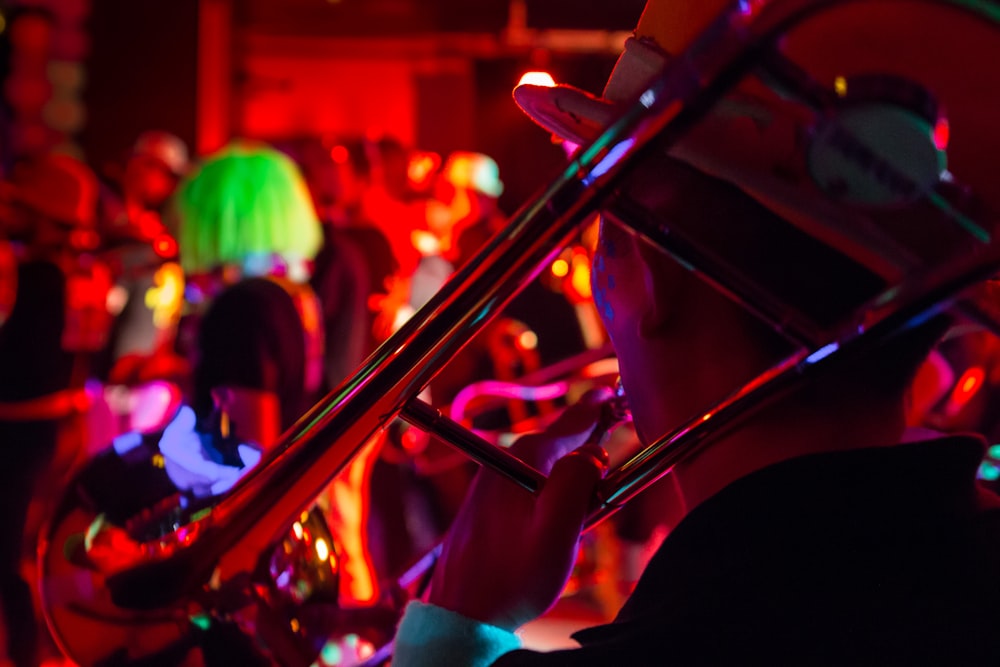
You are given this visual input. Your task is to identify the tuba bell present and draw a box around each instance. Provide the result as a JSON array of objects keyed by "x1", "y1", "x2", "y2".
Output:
[{"x1": 37, "y1": 0, "x2": 1000, "y2": 664}]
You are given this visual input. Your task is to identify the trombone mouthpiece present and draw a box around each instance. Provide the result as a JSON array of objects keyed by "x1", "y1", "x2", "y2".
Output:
[
  {"x1": 608, "y1": 377, "x2": 632, "y2": 425},
  {"x1": 589, "y1": 378, "x2": 632, "y2": 448}
]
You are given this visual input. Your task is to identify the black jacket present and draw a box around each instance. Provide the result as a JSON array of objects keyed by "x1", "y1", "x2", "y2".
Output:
[{"x1": 496, "y1": 436, "x2": 1000, "y2": 665}]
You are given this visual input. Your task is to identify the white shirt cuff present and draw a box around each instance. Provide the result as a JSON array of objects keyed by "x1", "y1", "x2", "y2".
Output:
[{"x1": 393, "y1": 600, "x2": 522, "y2": 667}]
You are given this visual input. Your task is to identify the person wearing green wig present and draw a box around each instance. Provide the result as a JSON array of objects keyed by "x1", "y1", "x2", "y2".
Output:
[
  {"x1": 173, "y1": 141, "x2": 323, "y2": 285},
  {"x1": 61, "y1": 142, "x2": 347, "y2": 664},
  {"x1": 168, "y1": 140, "x2": 326, "y2": 445}
]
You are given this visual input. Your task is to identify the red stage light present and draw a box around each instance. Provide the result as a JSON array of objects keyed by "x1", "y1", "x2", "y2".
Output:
[
  {"x1": 947, "y1": 366, "x2": 985, "y2": 414},
  {"x1": 933, "y1": 118, "x2": 950, "y2": 151},
  {"x1": 330, "y1": 145, "x2": 349, "y2": 164},
  {"x1": 153, "y1": 234, "x2": 178, "y2": 258}
]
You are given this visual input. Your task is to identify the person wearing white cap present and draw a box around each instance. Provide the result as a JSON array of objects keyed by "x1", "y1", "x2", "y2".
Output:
[{"x1": 393, "y1": 0, "x2": 1000, "y2": 664}]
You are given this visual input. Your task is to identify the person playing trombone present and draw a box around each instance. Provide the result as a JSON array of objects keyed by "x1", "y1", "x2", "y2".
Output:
[{"x1": 394, "y1": 0, "x2": 1000, "y2": 663}]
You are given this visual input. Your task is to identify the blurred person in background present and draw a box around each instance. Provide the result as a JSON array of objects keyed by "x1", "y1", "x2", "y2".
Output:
[
  {"x1": 63, "y1": 142, "x2": 382, "y2": 664},
  {"x1": 169, "y1": 141, "x2": 324, "y2": 434},
  {"x1": 285, "y1": 137, "x2": 374, "y2": 389},
  {"x1": 360, "y1": 136, "x2": 425, "y2": 284},
  {"x1": 71, "y1": 133, "x2": 198, "y2": 461},
  {"x1": 0, "y1": 152, "x2": 108, "y2": 667},
  {"x1": 93, "y1": 131, "x2": 190, "y2": 385},
  {"x1": 169, "y1": 139, "x2": 383, "y2": 610},
  {"x1": 304, "y1": 136, "x2": 401, "y2": 357},
  {"x1": 434, "y1": 151, "x2": 507, "y2": 272}
]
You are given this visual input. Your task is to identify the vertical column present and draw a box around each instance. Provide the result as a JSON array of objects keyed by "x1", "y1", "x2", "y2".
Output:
[
  {"x1": 197, "y1": 0, "x2": 231, "y2": 156},
  {"x1": 79, "y1": 0, "x2": 198, "y2": 171}
]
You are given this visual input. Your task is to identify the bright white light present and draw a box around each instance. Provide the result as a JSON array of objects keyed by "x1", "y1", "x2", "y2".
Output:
[
  {"x1": 518, "y1": 71, "x2": 556, "y2": 88},
  {"x1": 517, "y1": 330, "x2": 539, "y2": 350},
  {"x1": 106, "y1": 285, "x2": 129, "y2": 315},
  {"x1": 315, "y1": 538, "x2": 330, "y2": 561}
]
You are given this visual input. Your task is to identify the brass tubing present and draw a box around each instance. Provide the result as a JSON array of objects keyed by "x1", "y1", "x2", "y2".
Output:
[
  {"x1": 101, "y1": 0, "x2": 1000, "y2": 605},
  {"x1": 400, "y1": 399, "x2": 547, "y2": 494}
]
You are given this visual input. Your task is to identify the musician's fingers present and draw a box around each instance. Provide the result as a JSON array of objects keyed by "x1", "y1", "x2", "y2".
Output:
[
  {"x1": 531, "y1": 444, "x2": 609, "y2": 577},
  {"x1": 511, "y1": 387, "x2": 614, "y2": 473}
]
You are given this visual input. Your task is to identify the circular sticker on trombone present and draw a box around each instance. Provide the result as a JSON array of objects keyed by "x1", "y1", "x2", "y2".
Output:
[{"x1": 807, "y1": 102, "x2": 948, "y2": 208}]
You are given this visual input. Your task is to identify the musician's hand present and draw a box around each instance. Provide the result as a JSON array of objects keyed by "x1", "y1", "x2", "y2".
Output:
[{"x1": 429, "y1": 387, "x2": 613, "y2": 631}]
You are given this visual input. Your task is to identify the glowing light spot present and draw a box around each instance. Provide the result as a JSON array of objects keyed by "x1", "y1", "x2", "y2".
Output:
[
  {"x1": 106, "y1": 285, "x2": 129, "y2": 316},
  {"x1": 933, "y1": 118, "x2": 950, "y2": 151},
  {"x1": 315, "y1": 537, "x2": 330, "y2": 561},
  {"x1": 806, "y1": 342, "x2": 839, "y2": 364},
  {"x1": 639, "y1": 89, "x2": 656, "y2": 108},
  {"x1": 834, "y1": 76, "x2": 848, "y2": 97},
  {"x1": 290, "y1": 618, "x2": 300, "y2": 632},
  {"x1": 407, "y1": 152, "x2": 440, "y2": 187},
  {"x1": 319, "y1": 640, "x2": 342, "y2": 665},
  {"x1": 292, "y1": 522, "x2": 303, "y2": 540},
  {"x1": 583, "y1": 138, "x2": 635, "y2": 186},
  {"x1": 144, "y1": 263, "x2": 185, "y2": 329},
  {"x1": 153, "y1": 234, "x2": 178, "y2": 258},
  {"x1": 300, "y1": 511, "x2": 310, "y2": 523},
  {"x1": 393, "y1": 304, "x2": 416, "y2": 332},
  {"x1": 551, "y1": 258, "x2": 569, "y2": 278},
  {"x1": 701, "y1": 413, "x2": 712, "y2": 422},
  {"x1": 949, "y1": 367, "x2": 985, "y2": 407},
  {"x1": 189, "y1": 613, "x2": 212, "y2": 631},
  {"x1": 517, "y1": 330, "x2": 538, "y2": 350},
  {"x1": 0, "y1": 13, "x2": 7, "y2": 35},
  {"x1": 329, "y1": 145, "x2": 349, "y2": 163},
  {"x1": 989, "y1": 445, "x2": 1000, "y2": 460},
  {"x1": 152, "y1": 453, "x2": 165, "y2": 469},
  {"x1": 517, "y1": 71, "x2": 556, "y2": 88},
  {"x1": 411, "y1": 229, "x2": 440, "y2": 256},
  {"x1": 570, "y1": 259, "x2": 592, "y2": 301},
  {"x1": 979, "y1": 461, "x2": 1000, "y2": 481},
  {"x1": 358, "y1": 640, "x2": 375, "y2": 659}
]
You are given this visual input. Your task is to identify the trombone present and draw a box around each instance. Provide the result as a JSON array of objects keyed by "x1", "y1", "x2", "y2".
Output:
[{"x1": 38, "y1": 0, "x2": 1000, "y2": 664}]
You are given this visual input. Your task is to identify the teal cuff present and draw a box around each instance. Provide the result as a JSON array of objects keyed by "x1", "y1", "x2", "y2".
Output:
[{"x1": 394, "y1": 600, "x2": 522, "y2": 667}]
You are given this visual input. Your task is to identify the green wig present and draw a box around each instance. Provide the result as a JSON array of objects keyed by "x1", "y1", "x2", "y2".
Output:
[{"x1": 173, "y1": 142, "x2": 322, "y2": 275}]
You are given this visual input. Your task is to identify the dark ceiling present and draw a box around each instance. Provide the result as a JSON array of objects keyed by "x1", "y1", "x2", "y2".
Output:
[{"x1": 235, "y1": 0, "x2": 646, "y2": 37}]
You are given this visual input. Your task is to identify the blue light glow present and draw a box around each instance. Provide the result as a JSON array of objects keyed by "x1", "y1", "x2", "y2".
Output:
[
  {"x1": 805, "y1": 342, "x2": 840, "y2": 365},
  {"x1": 583, "y1": 139, "x2": 635, "y2": 186}
]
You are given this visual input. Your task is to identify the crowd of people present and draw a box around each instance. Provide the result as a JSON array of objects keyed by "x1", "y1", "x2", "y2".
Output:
[
  {"x1": 0, "y1": 122, "x2": 602, "y2": 665},
  {"x1": 2, "y1": 0, "x2": 1000, "y2": 665}
]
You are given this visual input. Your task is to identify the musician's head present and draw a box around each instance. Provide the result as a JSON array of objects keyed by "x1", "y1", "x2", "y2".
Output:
[
  {"x1": 513, "y1": 0, "x2": 957, "y2": 447},
  {"x1": 588, "y1": 161, "x2": 947, "y2": 449}
]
